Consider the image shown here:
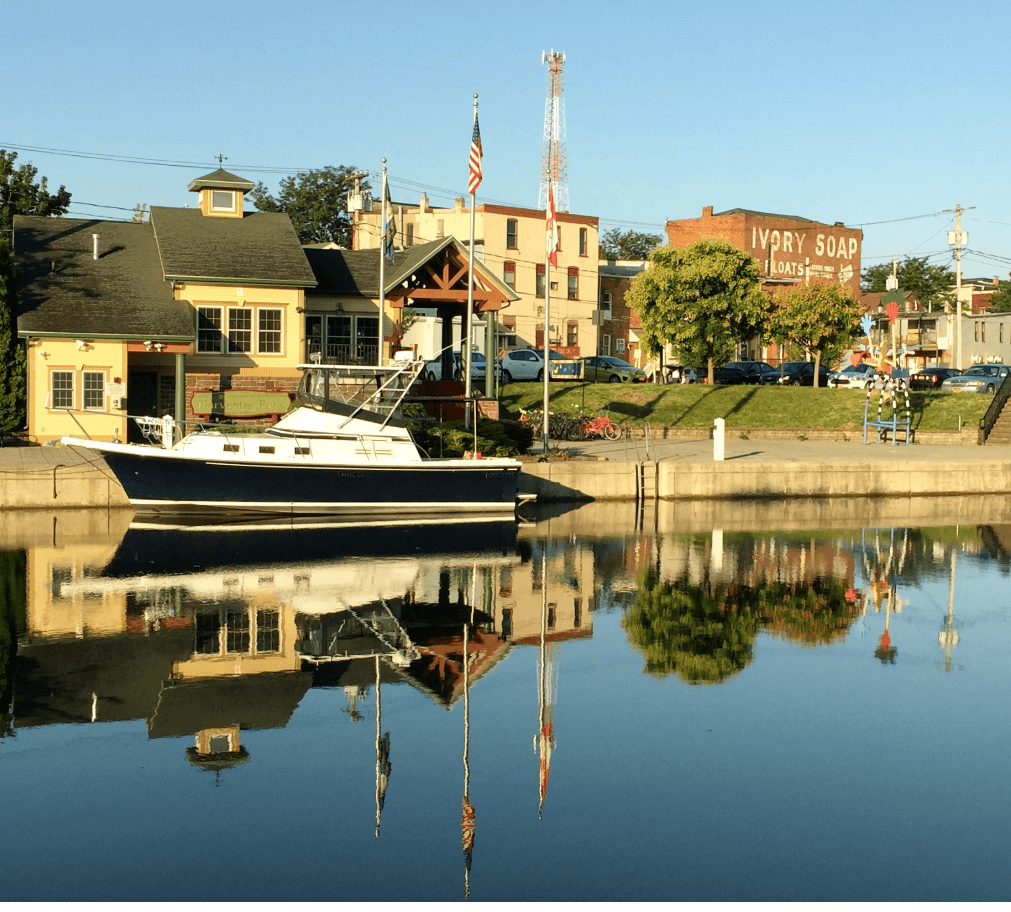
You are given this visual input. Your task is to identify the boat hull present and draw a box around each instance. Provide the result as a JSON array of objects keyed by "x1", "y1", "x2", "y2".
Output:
[{"x1": 86, "y1": 445, "x2": 522, "y2": 516}]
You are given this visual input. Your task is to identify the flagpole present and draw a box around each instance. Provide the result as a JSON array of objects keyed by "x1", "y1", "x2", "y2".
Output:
[
  {"x1": 465, "y1": 95, "x2": 479, "y2": 428},
  {"x1": 542, "y1": 182, "x2": 555, "y2": 453},
  {"x1": 379, "y1": 159, "x2": 388, "y2": 367}
]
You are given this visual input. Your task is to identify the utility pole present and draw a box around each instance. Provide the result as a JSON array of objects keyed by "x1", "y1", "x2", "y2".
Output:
[{"x1": 945, "y1": 204, "x2": 972, "y2": 370}]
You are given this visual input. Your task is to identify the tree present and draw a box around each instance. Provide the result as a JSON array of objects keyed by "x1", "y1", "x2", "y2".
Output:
[
  {"x1": 626, "y1": 239, "x2": 769, "y2": 384},
  {"x1": 767, "y1": 282, "x2": 863, "y2": 387},
  {"x1": 861, "y1": 256, "x2": 955, "y2": 311},
  {"x1": 1, "y1": 150, "x2": 72, "y2": 431},
  {"x1": 986, "y1": 273, "x2": 1011, "y2": 313},
  {"x1": 599, "y1": 228, "x2": 663, "y2": 260},
  {"x1": 250, "y1": 166, "x2": 367, "y2": 247}
]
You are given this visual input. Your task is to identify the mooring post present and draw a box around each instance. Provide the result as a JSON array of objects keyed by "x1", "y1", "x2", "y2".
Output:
[{"x1": 713, "y1": 418, "x2": 725, "y2": 462}]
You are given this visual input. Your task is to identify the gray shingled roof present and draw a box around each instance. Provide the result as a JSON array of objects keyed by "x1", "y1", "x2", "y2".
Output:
[
  {"x1": 187, "y1": 168, "x2": 256, "y2": 192},
  {"x1": 305, "y1": 237, "x2": 518, "y2": 301},
  {"x1": 15, "y1": 216, "x2": 196, "y2": 340},
  {"x1": 151, "y1": 207, "x2": 318, "y2": 287}
]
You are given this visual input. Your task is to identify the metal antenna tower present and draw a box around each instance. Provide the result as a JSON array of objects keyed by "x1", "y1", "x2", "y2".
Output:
[{"x1": 538, "y1": 50, "x2": 568, "y2": 213}]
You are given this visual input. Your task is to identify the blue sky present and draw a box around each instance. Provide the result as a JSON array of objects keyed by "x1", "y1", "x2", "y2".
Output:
[{"x1": 4, "y1": 0, "x2": 1010, "y2": 279}]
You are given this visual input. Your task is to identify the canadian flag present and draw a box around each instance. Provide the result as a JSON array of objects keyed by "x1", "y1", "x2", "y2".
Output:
[{"x1": 546, "y1": 184, "x2": 558, "y2": 267}]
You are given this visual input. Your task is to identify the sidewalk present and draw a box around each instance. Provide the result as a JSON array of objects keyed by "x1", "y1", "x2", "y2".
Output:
[{"x1": 546, "y1": 435, "x2": 1011, "y2": 464}]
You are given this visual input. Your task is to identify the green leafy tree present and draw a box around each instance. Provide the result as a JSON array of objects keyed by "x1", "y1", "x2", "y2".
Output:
[
  {"x1": 767, "y1": 282, "x2": 863, "y2": 386},
  {"x1": 986, "y1": 273, "x2": 1011, "y2": 313},
  {"x1": 599, "y1": 228, "x2": 663, "y2": 260},
  {"x1": 626, "y1": 239, "x2": 769, "y2": 384},
  {"x1": 250, "y1": 166, "x2": 367, "y2": 247},
  {"x1": 861, "y1": 256, "x2": 955, "y2": 311},
  {"x1": 1, "y1": 150, "x2": 72, "y2": 431}
]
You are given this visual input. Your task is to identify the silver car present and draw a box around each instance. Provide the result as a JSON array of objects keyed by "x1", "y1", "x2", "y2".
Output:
[{"x1": 941, "y1": 364, "x2": 1011, "y2": 394}]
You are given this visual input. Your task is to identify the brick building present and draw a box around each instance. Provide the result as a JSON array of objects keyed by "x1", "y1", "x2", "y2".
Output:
[{"x1": 666, "y1": 206, "x2": 863, "y2": 295}]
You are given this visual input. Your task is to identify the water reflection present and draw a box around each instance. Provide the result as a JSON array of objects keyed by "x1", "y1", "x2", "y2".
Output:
[{"x1": 2, "y1": 502, "x2": 1011, "y2": 900}]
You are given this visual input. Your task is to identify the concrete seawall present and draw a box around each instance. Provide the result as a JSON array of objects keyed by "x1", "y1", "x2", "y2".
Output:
[{"x1": 2, "y1": 439, "x2": 1011, "y2": 510}]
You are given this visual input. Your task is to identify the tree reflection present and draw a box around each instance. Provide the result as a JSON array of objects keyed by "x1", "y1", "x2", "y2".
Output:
[
  {"x1": 623, "y1": 571, "x2": 762, "y2": 684},
  {"x1": 624, "y1": 572, "x2": 860, "y2": 684}
]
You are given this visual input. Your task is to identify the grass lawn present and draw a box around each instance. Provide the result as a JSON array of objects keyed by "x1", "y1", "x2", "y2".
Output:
[{"x1": 497, "y1": 381, "x2": 990, "y2": 432}]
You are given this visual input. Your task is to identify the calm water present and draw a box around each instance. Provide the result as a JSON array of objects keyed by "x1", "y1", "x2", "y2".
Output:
[{"x1": 2, "y1": 501, "x2": 1010, "y2": 901}]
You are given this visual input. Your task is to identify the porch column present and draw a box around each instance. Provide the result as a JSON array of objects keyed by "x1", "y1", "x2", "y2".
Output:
[{"x1": 174, "y1": 351, "x2": 186, "y2": 442}]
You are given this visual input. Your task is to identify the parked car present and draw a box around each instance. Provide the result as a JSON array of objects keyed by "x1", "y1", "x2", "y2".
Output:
[
  {"x1": 941, "y1": 364, "x2": 1011, "y2": 394},
  {"x1": 582, "y1": 355, "x2": 647, "y2": 383},
  {"x1": 500, "y1": 348, "x2": 568, "y2": 382},
  {"x1": 909, "y1": 367, "x2": 962, "y2": 391},
  {"x1": 423, "y1": 350, "x2": 500, "y2": 381},
  {"x1": 724, "y1": 361, "x2": 780, "y2": 384},
  {"x1": 827, "y1": 363, "x2": 879, "y2": 389},
  {"x1": 775, "y1": 361, "x2": 833, "y2": 386},
  {"x1": 713, "y1": 365, "x2": 750, "y2": 385}
]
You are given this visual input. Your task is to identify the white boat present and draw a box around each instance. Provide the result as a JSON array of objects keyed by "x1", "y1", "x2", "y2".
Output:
[{"x1": 62, "y1": 360, "x2": 527, "y2": 517}]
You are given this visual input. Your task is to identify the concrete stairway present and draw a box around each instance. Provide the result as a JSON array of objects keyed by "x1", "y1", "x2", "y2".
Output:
[{"x1": 985, "y1": 402, "x2": 1011, "y2": 444}]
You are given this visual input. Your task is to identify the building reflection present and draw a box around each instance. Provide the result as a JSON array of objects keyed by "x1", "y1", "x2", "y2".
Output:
[{"x1": 3, "y1": 506, "x2": 1009, "y2": 896}]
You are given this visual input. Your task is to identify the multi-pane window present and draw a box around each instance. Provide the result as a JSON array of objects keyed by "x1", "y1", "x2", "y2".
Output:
[
  {"x1": 197, "y1": 307, "x2": 223, "y2": 352},
  {"x1": 567, "y1": 321, "x2": 578, "y2": 347},
  {"x1": 503, "y1": 261, "x2": 516, "y2": 289},
  {"x1": 602, "y1": 334, "x2": 611, "y2": 356},
  {"x1": 50, "y1": 371, "x2": 74, "y2": 409},
  {"x1": 258, "y1": 308, "x2": 282, "y2": 353},
  {"x1": 83, "y1": 371, "x2": 105, "y2": 410},
  {"x1": 257, "y1": 610, "x2": 281, "y2": 653},
  {"x1": 225, "y1": 609, "x2": 251, "y2": 654},
  {"x1": 228, "y1": 307, "x2": 252, "y2": 352},
  {"x1": 579, "y1": 227, "x2": 588, "y2": 256},
  {"x1": 601, "y1": 291, "x2": 612, "y2": 312},
  {"x1": 536, "y1": 264, "x2": 545, "y2": 298},
  {"x1": 506, "y1": 219, "x2": 518, "y2": 249},
  {"x1": 567, "y1": 267, "x2": 579, "y2": 300}
]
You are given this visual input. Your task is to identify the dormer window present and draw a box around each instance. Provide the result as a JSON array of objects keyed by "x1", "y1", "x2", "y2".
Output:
[
  {"x1": 211, "y1": 190, "x2": 236, "y2": 212},
  {"x1": 188, "y1": 168, "x2": 254, "y2": 219}
]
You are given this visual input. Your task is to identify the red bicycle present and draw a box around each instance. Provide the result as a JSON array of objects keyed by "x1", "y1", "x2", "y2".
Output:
[{"x1": 581, "y1": 411, "x2": 621, "y2": 440}]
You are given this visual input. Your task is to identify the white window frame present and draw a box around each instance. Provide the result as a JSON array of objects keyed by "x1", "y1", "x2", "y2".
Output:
[
  {"x1": 257, "y1": 307, "x2": 283, "y2": 354},
  {"x1": 50, "y1": 370, "x2": 74, "y2": 410},
  {"x1": 228, "y1": 306, "x2": 253, "y2": 353},
  {"x1": 197, "y1": 306, "x2": 224, "y2": 353},
  {"x1": 211, "y1": 189, "x2": 236, "y2": 212},
  {"x1": 601, "y1": 334, "x2": 611, "y2": 357},
  {"x1": 601, "y1": 292, "x2": 612, "y2": 311},
  {"x1": 83, "y1": 370, "x2": 106, "y2": 410}
]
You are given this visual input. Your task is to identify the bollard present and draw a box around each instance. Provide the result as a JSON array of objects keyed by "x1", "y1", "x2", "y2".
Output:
[{"x1": 713, "y1": 417, "x2": 725, "y2": 461}]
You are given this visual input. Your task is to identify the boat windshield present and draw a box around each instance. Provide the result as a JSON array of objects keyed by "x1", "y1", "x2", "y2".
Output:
[{"x1": 296, "y1": 362, "x2": 422, "y2": 427}]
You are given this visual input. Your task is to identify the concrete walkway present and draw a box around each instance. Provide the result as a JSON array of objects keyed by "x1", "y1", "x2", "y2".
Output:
[{"x1": 546, "y1": 435, "x2": 1011, "y2": 465}]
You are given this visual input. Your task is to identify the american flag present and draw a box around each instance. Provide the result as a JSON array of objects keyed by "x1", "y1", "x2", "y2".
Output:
[
  {"x1": 382, "y1": 171, "x2": 396, "y2": 263},
  {"x1": 468, "y1": 109, "x2": 483, "y2": 195},
  {"x1": 546, "y1": 183, "x2": 558, "y2": 267}
]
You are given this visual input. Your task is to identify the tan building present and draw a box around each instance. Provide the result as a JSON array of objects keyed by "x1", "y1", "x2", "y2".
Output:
[{"x1": 355, "y1": 195, "x2": 600, "y2": 358}]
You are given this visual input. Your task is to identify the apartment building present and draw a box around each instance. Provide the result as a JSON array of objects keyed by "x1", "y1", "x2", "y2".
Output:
[{"x1": 355, "y1": 195, "x2": 600, "y2": 357}]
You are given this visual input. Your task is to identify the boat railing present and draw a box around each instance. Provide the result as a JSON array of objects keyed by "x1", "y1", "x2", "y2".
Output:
[{"x1": 296, "y1": 360, "x2": 425, "y2": 430}]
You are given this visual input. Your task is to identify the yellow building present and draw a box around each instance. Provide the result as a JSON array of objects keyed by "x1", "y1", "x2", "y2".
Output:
[
  {"x1": 15, "y1": 169, "x2": 317, "y2": 444},
  {"x1": 355, "y1": 195, "x2": 600, "y2": 358}
]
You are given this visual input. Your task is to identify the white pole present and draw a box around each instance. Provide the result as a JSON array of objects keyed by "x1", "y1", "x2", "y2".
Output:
[
  {"x1": 465, "y1": 99, "x2": 478, "y2": 427},
  {"x1": 379, "y1": 160, "x2": 388, "y2": 366}
]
